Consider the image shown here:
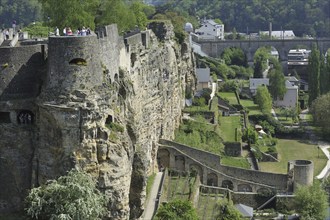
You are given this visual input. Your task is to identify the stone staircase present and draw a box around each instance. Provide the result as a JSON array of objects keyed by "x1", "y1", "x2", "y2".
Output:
[{"x1": 0, "y1": 40, "x2": 11, "y2": 47}]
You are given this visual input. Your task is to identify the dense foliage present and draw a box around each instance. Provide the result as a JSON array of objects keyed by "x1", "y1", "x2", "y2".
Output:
[
  {"x1": 311, "y1": 92, "x2": 330, "y2": 138},
  {"x1": 268, "y1": 58, "x2": 287, "y2": 100},
  {"x1": 255, "y1": 86, "x2": 272, "y2": 114},
  {"x1": 155, "y1": 199, "x2": 199, "y2": 220},
  {"x1": 308, "y1": 45, "x2": 321, "y2": 106},
  {"x1": 0, "y1": 0, "x2": 42, "y2": 28},
  {"x1": 150, "y1": 0, "x2": 330, "y2": 37},
  {"x1": 0, "y1": 0, "x2": 154, "y2": 33},
  {"x1": 214, "y1": 199, "x2": 242, "y2": 220},
  {"x1": 294, "y1": 182, "x2": 328, "y2": 220},
  {"x1": 25, "y1": 169, "x2": 108, "y2": 220},
  {"x1": 253, "y1": 47, "x2": 270, "y2": 78}
]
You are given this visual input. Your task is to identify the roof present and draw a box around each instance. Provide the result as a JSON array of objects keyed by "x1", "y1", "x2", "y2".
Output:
[
  {"x1": 196, "y1": 68, "x2": 210, "y2": 83},
  {"x1": 249, "y1": 78, "x2": 269, "y2": 89},
  {"x1": 207, "y1": 20, "x2": 218, "y2": 26},
  {"x1": 285, "y1": 76, "x2": 299, "y2": 82},
  {"x1": 235, "y1": 203, "x2": 253, "y2": 217}
]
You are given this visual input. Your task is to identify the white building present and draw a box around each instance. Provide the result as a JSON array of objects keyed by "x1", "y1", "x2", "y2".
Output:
[
  {"x1": 196, "y1": 68, "x2": 212, "y2": 91},
  {"x1": 249, "y1": 78, "x2": 298, "y2": 108},
  {"x1": 195, "y1": 20, "x2": 224, "y2": 40},
  {"x1": 259, "y1": 30, "x2": 296, "y2": 39}
]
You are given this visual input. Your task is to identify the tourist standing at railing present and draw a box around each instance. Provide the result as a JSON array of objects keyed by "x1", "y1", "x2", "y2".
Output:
[{"x1": 5, "y1": 29, "x2": 9, "y2": 40}]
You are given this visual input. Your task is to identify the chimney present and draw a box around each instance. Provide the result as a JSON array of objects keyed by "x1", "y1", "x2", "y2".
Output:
[{"x1": 269, "y1": 22, "x2": 272, "y2": 39}]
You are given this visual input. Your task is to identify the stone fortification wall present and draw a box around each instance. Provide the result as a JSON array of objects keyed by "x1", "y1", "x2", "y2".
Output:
[
  {"x1": 288, "y1": 160, "x2": 314, "y2": 191},
  {"x1": 96, "y1": 25, "x2": 121, "y2": 83},
  {"x1": 118, "y1": 21, "x2": 196, "y2": 218},
  {"x1": 30, "y1": 22, "x2": 195, "y2": 220},
  {"x1": 0, "y1": 21, "x2": 195, "y2": 219},
  {"x1": 0, "y1": 124, "x2": 35, "y2": 212},
  {"x1": 160, "y1": 139, "x2": 289, "y2": 192},
  {"x1": 0, "y1": 44, "x2": 46, "y2": 101},
  {"x1": 220, "y1": 165, "x2": 288, "y2": 191},
  {"x1": 159, "y1": 139, "x2": 221, "y2": 167},
  {"x1": 44, "y1": 36, "x2": 103, "y2": 100}
]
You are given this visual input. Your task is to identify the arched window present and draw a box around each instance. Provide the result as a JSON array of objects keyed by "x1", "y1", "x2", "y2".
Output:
[
  {"x1": 69, "y1": 58, "x2": 87, "y2": 66},
  {"x1": 17, "y1": 110, "x2": 34, "y2": 124}
]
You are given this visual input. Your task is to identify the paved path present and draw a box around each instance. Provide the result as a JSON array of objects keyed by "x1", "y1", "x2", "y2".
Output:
[
  {"x1": 271, "y1": 108, "x2": 278, "y2": 120},
  {"x1": 143, "y1": 172, "x2": 163, "y2": 220},
  {"x1": 316, "y1": 142, "x2": 330, "y2": 179}
]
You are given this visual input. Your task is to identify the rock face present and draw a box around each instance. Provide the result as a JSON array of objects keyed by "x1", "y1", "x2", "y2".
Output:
[{"x1": 0, "y1": 22, "x2": 195, "y2": 219}]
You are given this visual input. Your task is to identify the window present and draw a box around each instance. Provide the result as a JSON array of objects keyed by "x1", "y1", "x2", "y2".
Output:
[
  {"x1": 17, "y1": 110, "x2": 34, "y2": 124},
  {"x1": 0, "y1": 112, "x2": 11, "y2": 123},
  {"x1": 69, "y1": 58, "x2": 87, "y2": 66}
]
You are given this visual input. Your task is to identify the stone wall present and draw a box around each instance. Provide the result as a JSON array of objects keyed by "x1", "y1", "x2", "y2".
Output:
[
  {"x1": 159, "y1": 140, "x2": 289, "y2": 192},
  {"x1": 0, "y1": 44, "x2": 46, "y2": 100},
  {"x1": 0, "y1": 22, "x2": 195, "y2": 219}
]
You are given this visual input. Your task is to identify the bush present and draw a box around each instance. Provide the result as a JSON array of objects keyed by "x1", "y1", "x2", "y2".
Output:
[
  {"x1": 106, "y1": 122, "x2": 124, "y2": 132},
  {"x1": 25, "y1": 169, "x2": 108, "y2": 220}
]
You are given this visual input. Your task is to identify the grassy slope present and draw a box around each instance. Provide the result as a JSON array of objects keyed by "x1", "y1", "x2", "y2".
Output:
[
  {"x1": 219, "y1": 115, "x2": 240, "y2": 142},
  {"x1": 259, "y1": 139, "x2": 327, "y2": 176}
]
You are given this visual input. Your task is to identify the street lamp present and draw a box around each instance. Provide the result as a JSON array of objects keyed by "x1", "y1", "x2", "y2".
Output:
[{"x1": 47, "y1": 16, "x2": 50, "y2": 36}]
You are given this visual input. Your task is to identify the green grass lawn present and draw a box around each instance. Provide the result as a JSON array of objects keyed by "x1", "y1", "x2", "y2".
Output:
[
  {"x1": 240, "y1": 99, "x2": 262, "y2": 116},
  {"x1": 219, "y1": 115, "x2": 241, "y2": 142},
  {"x1": 221, "y1": 156, "x2": 251, "y2": 169},
  {"x1": 259, "y1": 139, "x2": 327, "y2": 176},
  {"x1": 218, "y1": 92, "x2": 238, "y2": 105}
]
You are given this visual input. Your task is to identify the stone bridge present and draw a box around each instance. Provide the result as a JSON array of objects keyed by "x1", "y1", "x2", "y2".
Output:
[
  {"x1": 193, "y1": 36, "x2": 330, "y2": 64},
  {"x1": 158, "y1": 139, "x2": 314, "y2": 194}
]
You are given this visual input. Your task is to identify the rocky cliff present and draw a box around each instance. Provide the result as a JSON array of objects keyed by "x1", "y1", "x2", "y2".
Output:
[{"x1": 0, "y1": 22, "x2": 195, "y2": 219}]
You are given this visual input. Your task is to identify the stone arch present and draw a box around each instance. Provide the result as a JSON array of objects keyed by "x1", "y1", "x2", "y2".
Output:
[
  {"x1": 207, "y1": 173, "x2": 218, "y2": 186},
  {"x1": 17, "y1": 110, "x2": 34, "y2": 124},
  {"x1": 189, "y1": 164, "x2": 203, "y2": 180},
  {"x1": 157, "y1": 149, "x2": 170, "y2": 168},
  {"x1": 175, "y1": 155, "x2": 185, "y2": 171},
  {"x1": 237, "y1": 184, "x2": 252, "y2": 192},
  {"x1": 257, "y1": 187, "x2": 274, "y2": 197},
  {"x1": 221, "y1": 180, "x2": 234, "y2": 190},
  {"x1": 69, "y1": 58, "x2": 87, "y2": 66}
]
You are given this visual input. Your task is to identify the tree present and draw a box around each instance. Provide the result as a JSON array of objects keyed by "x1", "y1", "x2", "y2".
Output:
[
  {"x1": 38, "y1": 0, "x2": 99, "y2": 30},
  {"x1": 25, "y1": 169, "x2": 108, "y2": 220},
  {"x1": 130, "y1": 1, "x2": 149, "y2": 29},
  {"x1": 221, "y1": 47, "x2": 247, "y2": 67},
  {"x1": 255, "y1": 85, "x2": 272, "y2": 114},
  {"x1": 96, "y1": 0, "x2": 131, "y2": 32},
  {"x1": 308, "y1": 45, "x2": 320, "y2": 106},
  {"x1": 155, "y1": 199, "x2": 199, "y2": 220},
  {"x1": 268, "y1": 58, "x2": 287, "y2": 100},
  {"x1": 320, "y1": 52, "x2": 330, "y2": 94},
  {"x1": 214, "y1": 199, "x2": 242, "y2": 220},
  {"x1": 311, "y1": 92, "x2": 330, "y2": 137},
  {"x1": 253, "y1": 47, "x2": 270, "y2": 78},
  {"x1": 242, "y1": 126, "x2": 258, "y2": 145},
  {"x1": 294, "y1": 182, "x2": 328, "y2": 220}
]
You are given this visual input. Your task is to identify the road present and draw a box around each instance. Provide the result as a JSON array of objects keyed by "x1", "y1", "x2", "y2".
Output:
[{"x1": 142, "y1": 171, "x2": 163, "y2": 220}]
